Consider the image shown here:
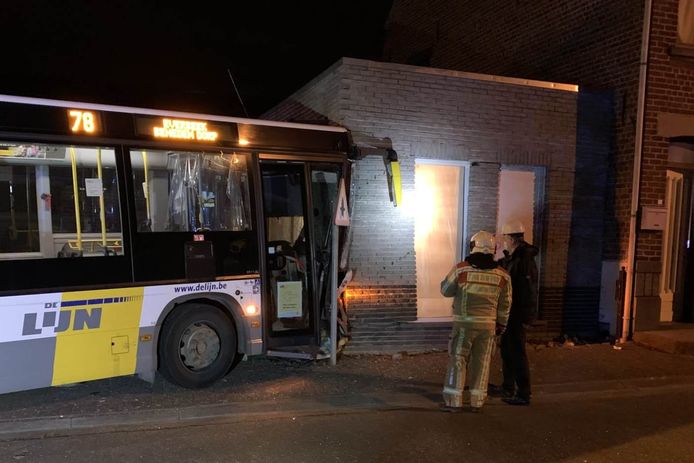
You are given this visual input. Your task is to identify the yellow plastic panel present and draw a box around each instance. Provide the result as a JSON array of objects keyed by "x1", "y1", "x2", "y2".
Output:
[{"x1": 52, "y1": 288, "x2": 144, "y2": 386}]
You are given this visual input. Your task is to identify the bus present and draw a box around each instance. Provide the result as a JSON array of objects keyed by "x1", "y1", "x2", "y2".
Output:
[{"x1": 0, "y1": 94, "x2": 350, "y2": 394}]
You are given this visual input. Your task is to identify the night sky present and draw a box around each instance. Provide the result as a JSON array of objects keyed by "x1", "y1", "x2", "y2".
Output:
[{"x1": 3, "y1": 1, "x2": 393, "y2": 117}]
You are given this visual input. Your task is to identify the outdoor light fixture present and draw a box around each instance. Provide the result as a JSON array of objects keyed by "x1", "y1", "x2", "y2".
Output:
[{"x1": 238, "y1": 138, "x2": 250, "y2": 146}]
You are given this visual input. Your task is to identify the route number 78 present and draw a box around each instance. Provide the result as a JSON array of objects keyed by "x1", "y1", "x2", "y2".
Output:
[{"x1": 68, "y1": 110, "x2": 97, "y2": 133}]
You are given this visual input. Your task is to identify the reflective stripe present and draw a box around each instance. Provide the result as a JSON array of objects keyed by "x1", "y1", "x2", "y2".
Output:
[
  {"x1": 466, "y1": 283, "x2": 500, "y2": 296},
  {"x1": 443, "y1": 386, "x2": 463, "y2": 396},
  {"x1": 453, "y1": 315, "x2": 496, "y2": 323},
  {"x1": 465, "y1": 272, "x2": 502, "y2": 285}
]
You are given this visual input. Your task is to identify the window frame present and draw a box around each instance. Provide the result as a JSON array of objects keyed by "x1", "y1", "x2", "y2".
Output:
[
  {"x1": 123, "y1": 146, "x2": 260, "y2": 283},
  {"x1": 0, "y1": 140, "x2": 127, "y2": 260},
  {"x1": 679, "y1": 0, "x2": 694, "y2": 46},
  {"x1": 127, "y1": 147, "x2": 254, "y2": 234},
  {"x1": 0, "y1": 137, "x2": 133, "y2": 293},
  {"x1": 672, "y1": 0, "x2": 694, "y2": 59}
]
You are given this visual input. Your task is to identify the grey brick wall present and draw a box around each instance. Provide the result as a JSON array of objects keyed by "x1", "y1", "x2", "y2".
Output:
[
  {"x1": 384, "y1": 0, "x2": 644, "y2": 261},
  {"x1": 264, "y1": 60, "x2": 345, "y2": 125},
  {"x1": 467, "y1": 162, "x2": 500, "y2": 236},
  {"x1": 264, "y1": 57, "x2": 595, "y2": 341},
  {"x1": 348, "y1": 154, "x2": 416, "y2": 286}
]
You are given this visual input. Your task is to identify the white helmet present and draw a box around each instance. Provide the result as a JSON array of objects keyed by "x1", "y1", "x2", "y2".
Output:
[
  {"x1": 502, "y1": 220, "x2": 525, "y2": 235},
  {"x1": 470, "y1": 231, "x2": 496, "y2": 255}
]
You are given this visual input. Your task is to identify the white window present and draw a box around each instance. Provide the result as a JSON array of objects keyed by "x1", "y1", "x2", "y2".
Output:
[
  {"x1": 0, "y1": 142, "x2": 123, "y2": 259},
  {"x1": 410, "y1": 160, "x2": 469, "y2": 320}
]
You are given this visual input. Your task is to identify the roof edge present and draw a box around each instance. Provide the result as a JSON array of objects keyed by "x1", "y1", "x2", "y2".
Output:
[
  {"x1": 340, "y1": 57, "x2": 579, "y2": 93},
  {"x1": 260, "y1": 58, "x2": 346, "y2": 120}
]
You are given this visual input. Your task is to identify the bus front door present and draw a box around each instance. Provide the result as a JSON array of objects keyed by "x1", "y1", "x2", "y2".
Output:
[{"x1": 260, "y1": 162, "x2": 341, "y2": 350}]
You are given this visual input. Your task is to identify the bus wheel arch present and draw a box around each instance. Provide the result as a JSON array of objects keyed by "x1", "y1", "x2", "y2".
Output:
[
  {"x1": 156, "y1": 298, "x2": 244, "y2": 388},
  {"x1": 154, "y1": 295, "x2": 249, "y2": 355}
]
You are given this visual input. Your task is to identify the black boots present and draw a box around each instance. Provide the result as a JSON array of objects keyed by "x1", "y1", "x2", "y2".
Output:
[{"x1": 502, "y1": 396, "x2": 530, "y2": 406}]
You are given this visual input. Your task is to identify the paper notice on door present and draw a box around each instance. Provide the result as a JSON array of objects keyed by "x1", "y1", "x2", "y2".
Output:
[
  {"x1": 85, "y1": 178, "x2": 103, "y2": 197},
  {"x1": 277, "y1": 281, "x2": 302, "y2": 318}
]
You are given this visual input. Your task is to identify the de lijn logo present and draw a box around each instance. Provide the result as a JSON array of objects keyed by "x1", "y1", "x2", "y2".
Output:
[{"x1": 23, "y1": 301, "x2": 102, "y2": 336}]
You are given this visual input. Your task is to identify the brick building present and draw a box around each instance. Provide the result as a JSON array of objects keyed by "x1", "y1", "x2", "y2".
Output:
[
  {"x1": 382, "y1": 0, "x2": 694, "y2": 337},
  {"x1": 265, "y1": 58, "x2": 611, "y2": 352}
]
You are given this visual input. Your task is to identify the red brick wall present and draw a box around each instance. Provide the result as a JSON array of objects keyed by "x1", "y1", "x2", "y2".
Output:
[
  {"x1": 384, "y1": 0, "x2": 645, "y2": 261},
  {"x1": 640, "y1": 0, "x2": 694, "y2": 261}
]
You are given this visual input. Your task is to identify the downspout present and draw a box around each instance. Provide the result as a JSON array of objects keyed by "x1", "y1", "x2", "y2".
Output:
[{"x1": 623, "y1": 0, "x2": 653, "y2": 341}]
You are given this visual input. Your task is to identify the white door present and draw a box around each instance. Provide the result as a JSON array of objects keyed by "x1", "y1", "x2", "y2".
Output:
[
  {"x1": 496, "y1": 167, "x2": 544, "y2": 319},
  {"x1": 661, "y1": 170, "x2": 685, "y2": 322},
  {"x1": 413, "y1": 160, "x2": 468, "y2": 319},
  {"x1": 497, "y1": 169, "x2": 536, "y2": 245}
]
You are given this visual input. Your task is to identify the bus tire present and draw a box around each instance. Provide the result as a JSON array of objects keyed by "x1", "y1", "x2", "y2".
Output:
[{"x1": 158, "y1": 303, "x2": 237, "y2": 388}]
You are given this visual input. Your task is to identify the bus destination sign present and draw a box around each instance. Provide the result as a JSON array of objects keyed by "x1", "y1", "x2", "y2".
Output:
[
  {"x1": 153, "y1": 118, "x2": 217, "y2": 141},
  {"x1": 135, "y1": 116, "x2": 235, "y2": 143}
]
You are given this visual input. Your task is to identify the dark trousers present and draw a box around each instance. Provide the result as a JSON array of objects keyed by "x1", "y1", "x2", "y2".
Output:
[{"x1": 500, "y1": 322, "x2": 531, "y2": 400}]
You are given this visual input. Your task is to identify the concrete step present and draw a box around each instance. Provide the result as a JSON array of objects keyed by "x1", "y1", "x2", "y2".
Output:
[
  {"x1": 344, "y1": 319, "x2": 451, "y2": 354},
  {"x1": 633, "y1": 325, "x2": 694, "y2": 355},
  {"x1": 344, "y1": 342, "x2": 448, "y2": 354}
]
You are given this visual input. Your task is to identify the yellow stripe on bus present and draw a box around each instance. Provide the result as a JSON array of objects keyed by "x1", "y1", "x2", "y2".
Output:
[{"x1": 51, "y1": 288, "x2": 144, "y2": 386}]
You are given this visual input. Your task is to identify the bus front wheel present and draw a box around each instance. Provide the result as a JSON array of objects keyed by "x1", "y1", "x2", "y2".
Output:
[{"x1": 158, "y1": 303, "x2": 238, "y2": 388}]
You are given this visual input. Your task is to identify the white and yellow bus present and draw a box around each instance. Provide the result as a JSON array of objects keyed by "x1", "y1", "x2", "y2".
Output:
[{"x1": 0, "y1": 94, "x2": 349, "y2": 394}]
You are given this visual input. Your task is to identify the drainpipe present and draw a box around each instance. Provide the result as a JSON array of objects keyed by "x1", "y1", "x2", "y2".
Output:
[{"x1": 623, "y1": 0, "x2": 653, "y2": 341}]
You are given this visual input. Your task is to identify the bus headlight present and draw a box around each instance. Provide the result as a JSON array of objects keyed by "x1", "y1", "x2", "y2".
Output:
[{"x1": 243, "y1": 304, "x2": 258, "y2": 316}]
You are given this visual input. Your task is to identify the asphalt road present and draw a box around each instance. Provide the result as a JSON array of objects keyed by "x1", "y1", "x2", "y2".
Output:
[
  {"x1": 3, "y1": 387, "x2": 693, "y2": 462},
  {"x1": 4, "y1": 344, "x2": 694, "y2": 423}
]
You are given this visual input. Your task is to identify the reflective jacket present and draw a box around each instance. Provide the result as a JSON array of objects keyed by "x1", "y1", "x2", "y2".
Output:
[{"x1": 440, "y1": 257, "x2": 512, "y2": 329}]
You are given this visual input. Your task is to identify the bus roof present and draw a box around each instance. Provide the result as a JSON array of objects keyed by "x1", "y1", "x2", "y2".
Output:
[{"x1": 0, "y1": 94, "x2": 347, "y2": 134}]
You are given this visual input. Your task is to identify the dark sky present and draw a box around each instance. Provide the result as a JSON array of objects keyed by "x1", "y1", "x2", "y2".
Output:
[{"x1": 2, "y1": 1, "x2": 393, "y2": 117}]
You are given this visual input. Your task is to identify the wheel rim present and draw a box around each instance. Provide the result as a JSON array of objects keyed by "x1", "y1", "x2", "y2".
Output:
[{"x1": 179, "y1": 322, "x2": 221, "y2": 371}]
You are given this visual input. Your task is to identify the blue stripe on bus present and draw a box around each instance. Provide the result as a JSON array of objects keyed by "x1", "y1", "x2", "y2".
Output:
[
  {"x1": 61, "y1": 300, "x2": 87, "y2": 307},
  {"x1": 61, "y1": 298, "x2": 124, "y2": 307}
]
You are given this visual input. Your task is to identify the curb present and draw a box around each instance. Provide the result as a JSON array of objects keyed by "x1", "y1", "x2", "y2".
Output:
[
  {"x1": 2, "y1": 376, "x2": 694, "y2": 441},
  {"x1": 533, "y1": 374, "x2": 694, "y2": 396},
  {"x1": 0, "y1": 393, "x2": 436, "y2": 441}
]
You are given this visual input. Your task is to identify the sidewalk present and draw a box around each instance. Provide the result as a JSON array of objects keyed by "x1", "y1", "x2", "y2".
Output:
[
  {"x1": 633, "y1": 323, "x2": 694, "y2": 355},
  {"x1": 1, "y1": 342, "x2": 693, "y2": 439}
]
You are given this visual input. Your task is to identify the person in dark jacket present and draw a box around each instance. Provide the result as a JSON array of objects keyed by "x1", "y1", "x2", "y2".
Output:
[{"x1": 495, "y1": 220, "x2": 538, "y2": 406}]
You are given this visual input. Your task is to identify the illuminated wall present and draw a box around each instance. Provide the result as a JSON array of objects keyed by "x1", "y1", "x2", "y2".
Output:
[{"x1": 264, "y1": 57, "x2": 609, "y2": 350}]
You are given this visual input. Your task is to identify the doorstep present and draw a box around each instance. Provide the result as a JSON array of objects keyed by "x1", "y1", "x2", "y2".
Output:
[{"x1": 633, "y1": 323, "x2": 694, "y2": 355}]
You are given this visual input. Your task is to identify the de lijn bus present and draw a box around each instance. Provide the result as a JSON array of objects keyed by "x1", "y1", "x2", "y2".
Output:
[{"x1": 0, "y1": 94, "x2": 351, "y2": 394}]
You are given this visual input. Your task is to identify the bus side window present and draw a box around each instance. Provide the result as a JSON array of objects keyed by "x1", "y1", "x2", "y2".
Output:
[
  {"x1": 130, "y1": 150, "x2": 252, "y2": 233},
  {"x1": 0, "y1": 142, "x2": 123, "y2": 260}
]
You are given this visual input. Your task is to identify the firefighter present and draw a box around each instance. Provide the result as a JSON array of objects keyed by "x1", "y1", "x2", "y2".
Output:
[
  {"x1": 440, "y1": 231, "x2": 512, "y2": 413},
  {"x1": 496, "y1": 220, "x2": 539, "y2": 406}
]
